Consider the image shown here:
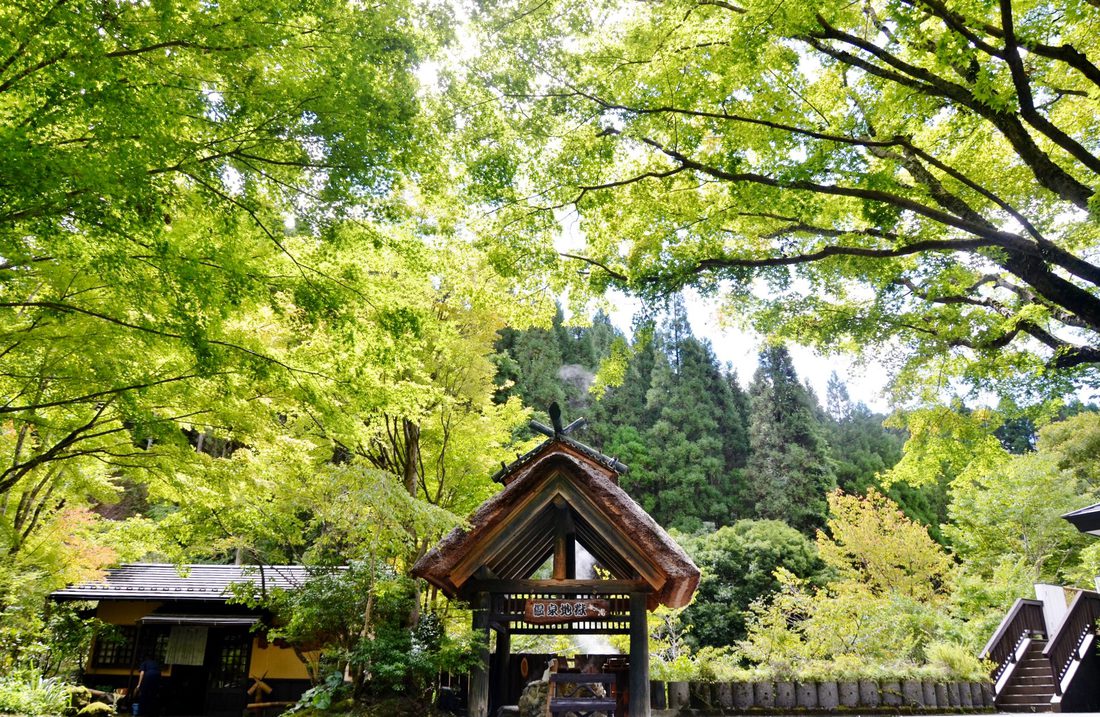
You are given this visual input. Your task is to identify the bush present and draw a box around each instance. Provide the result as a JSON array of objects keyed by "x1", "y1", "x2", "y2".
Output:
[
  {"x1": 0, "y1": 667, "x2": 72, "y2": 716},
  {"x1": 923, "y1": 641, "x2": 993, "y2": 682}
]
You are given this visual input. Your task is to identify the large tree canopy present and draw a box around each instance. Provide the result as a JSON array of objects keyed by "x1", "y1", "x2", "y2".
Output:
[{"x1": 470, "y1": 0, "x2": 1100, "y2": 399}]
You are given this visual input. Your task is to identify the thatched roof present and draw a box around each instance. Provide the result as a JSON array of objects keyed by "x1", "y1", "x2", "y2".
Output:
[{"x1": 413, "y1": 441, "x2": 699, "y2": 609}]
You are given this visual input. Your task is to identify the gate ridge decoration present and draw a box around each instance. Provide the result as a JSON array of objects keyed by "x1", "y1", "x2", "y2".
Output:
[{"x1": 412, "y1": 406, "x2": 700, "y2": 717}]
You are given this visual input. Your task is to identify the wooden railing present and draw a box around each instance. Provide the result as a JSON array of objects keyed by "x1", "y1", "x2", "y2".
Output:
[
  {"x1": 980, "y1": 598, "x2": 1046, "y2": 684},
  {"x1": 1043, "y1": 589, "x2": 1100, "y2": 695}
]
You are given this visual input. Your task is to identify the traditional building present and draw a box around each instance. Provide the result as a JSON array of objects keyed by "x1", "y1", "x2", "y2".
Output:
[
  {"x1": 413, "y1": 416, "x2": 701, "y2": 717},
  {"x1": 51, "y1": 564, "x2": 314, "y2": 717}
]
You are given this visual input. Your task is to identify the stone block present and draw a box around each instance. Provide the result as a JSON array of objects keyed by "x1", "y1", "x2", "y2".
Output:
[
  {"x1": 775, "y1": 681, "x2": 796, "y2": 709},
  {"x1": 881, "y1": 679, "x2": 902, "y2": 707},
  {"x1": 733, "y1": 682, "x2": 753, "y2": 710},
  {"x1": 838, "y1": 681, "x2": 859, "y2": 708},
  {"x1": 689, "y1": 681, "x2": 713, "y2": 709},
  {"x1": 796, "y1": 682, "x2": 818, "y2": 709},
  {"x1": 959, "y1": 681, "x2": 973, "y2": 708},
  {"x1": 902, "y1": 679, "x2": 923, "y2": 707},
  {"x1": 650, "y1": 681, "x2": 666, "y2": 710},
  {"x1": 715, "y1": 682, "x2": 733, "y2": 709},
  {"x1": 818, "y1": 681, "x2": 839, "y2": 710},
  {"x1": 858, "y1": 679, "x2": 880, "y2": 707},
  {"x1": 922, "y1": 680, "x2": 937, "y2": 708},
  {"x1": 755, "y1": 681, "x2": 775, "y2": 709},
  {"x1": 947, "y1": 681, "x2": 962, "y2": 707},
  {"x1": 668, "y1": 681, "x2": 690, "y2": 710}
]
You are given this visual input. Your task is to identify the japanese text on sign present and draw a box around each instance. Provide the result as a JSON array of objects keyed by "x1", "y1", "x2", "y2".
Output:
[{"x1": 523, "y1": 599, "x2": 610, "y2": 624}]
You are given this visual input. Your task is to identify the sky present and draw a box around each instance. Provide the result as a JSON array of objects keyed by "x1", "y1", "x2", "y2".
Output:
[{"x1": 601, "y1": 289, "x2": 894, "y2": 413}]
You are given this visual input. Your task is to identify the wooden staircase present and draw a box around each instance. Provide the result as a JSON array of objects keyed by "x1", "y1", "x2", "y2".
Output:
[{"x1": 995, "y1": 639, "x2": 1056, "y2": 713}]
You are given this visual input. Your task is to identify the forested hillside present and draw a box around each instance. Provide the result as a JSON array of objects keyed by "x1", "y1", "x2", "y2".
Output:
[{"x1": 493, "y1": 298, "x2": 937, "y2": 535}]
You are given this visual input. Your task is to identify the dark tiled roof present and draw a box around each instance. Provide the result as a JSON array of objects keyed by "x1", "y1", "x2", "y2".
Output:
[
  {"x1": 1064, "y1": 503, "x2": 1100, "y2": 535},
  {"x1": 50, "y1": 563, "x2": 312, "y2": 601}
]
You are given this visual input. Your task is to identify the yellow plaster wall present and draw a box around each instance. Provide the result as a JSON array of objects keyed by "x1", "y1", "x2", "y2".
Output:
[
  {"x1": 86, "y1": 602, "x2": 169, "y2": 677},
  {"x1": 95, "y1": 601, "x2": 162, "y2": 624},
  {"x1": 249, "y1": 640, "x2": 310, "y2": 680}
]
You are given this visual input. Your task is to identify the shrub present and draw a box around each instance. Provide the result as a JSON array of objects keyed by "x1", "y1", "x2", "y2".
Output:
[{"x1": 0, "y1": 667, "x2": 71, "y2": 716}]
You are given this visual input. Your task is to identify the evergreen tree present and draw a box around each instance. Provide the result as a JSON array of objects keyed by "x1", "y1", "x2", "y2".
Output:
[
  {"x1": 747, "y1": 346, "x2": 836, "y2": 534},
  {"x1": 493, "y1": 320, "x2": 567, "y2": 412},
  {"x1": 613, "y1": 301, "x2": 750, "y2": 530},
  {"x1": 587, "y1": 320, "x2": 659, "y2": 447}
]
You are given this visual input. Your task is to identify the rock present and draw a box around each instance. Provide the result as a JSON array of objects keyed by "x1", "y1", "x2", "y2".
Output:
[{"x1": 518, "y1": 680, "x2": 548, "y2": 717}]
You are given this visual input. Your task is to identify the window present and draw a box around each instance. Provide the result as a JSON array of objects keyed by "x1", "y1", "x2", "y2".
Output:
[
  {"x1": 92, "y1": 626, "x2": 136, "y2": 668},
  {"x1": 92, "y1": 626, "x2": 170, "y2": 668}
]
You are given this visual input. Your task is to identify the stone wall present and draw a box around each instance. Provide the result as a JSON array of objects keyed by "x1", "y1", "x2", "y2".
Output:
[{"x1": 649, "y1": 679, "x2": 995, "y2": 714}]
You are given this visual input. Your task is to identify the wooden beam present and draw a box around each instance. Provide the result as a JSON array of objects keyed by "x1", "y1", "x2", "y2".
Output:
[
  {"x1": 471, "y1": 578, "x2": 648, "y2": 595},
  {"x1": 629, "y1": 592, "x2": 650, "y2": 717},
  {"x1": 469, "y1": 591, "x2": 491, "y2": 717},
  {"x1": 553, "y1": 503, "x2": 575, "y2": 580}
]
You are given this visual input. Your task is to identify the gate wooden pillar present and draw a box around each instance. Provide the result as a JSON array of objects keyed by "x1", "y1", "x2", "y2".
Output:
[
  {"x1": 629, "y1": 591, "x2": 650, "y2": 717},
  {"x1": 469, "y1": 590, "x2": 491, "y2": 717}
]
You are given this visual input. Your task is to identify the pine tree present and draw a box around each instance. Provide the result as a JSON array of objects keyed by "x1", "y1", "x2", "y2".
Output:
[{"x1": 747, "y1": 345, "x2": 836, "y2": 534}]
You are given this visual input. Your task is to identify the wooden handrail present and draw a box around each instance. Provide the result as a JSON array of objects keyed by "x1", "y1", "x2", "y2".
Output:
[
  {"x1": 1042, "y1": 589, "x2": 1100, "y2": 695},
  {"x1": 980, "y1": 598, "x2": 1046, "y2": 684}
]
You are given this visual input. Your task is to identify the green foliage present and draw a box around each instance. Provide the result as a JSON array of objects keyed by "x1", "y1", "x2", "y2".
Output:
[
  {"x1": 463, "y1": 0, "x2": 1100, "y2": 402},
  {"x1": 748, "y1": 346, "x2": 836, "y2": 534},
  {"x1": 678, "y1": 520, "x2": 828, "y2": 648},
  {"x1": 0, "y1": 667, "x2": 71, "y2": 716},
  {"x1": 238, "y1": 564, "x2": 477, "y2": 701},
  {"x1": 818, "y1": 489, "x2": 953, "y2": 602},
  {"x1": 736, "y1": 490, "x2": 961, "y2": 677}
]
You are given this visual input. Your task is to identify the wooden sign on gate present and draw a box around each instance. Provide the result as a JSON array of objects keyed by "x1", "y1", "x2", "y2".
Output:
[{"x1": 523, "y1": 598, "x2": 610, "y2": 624}]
